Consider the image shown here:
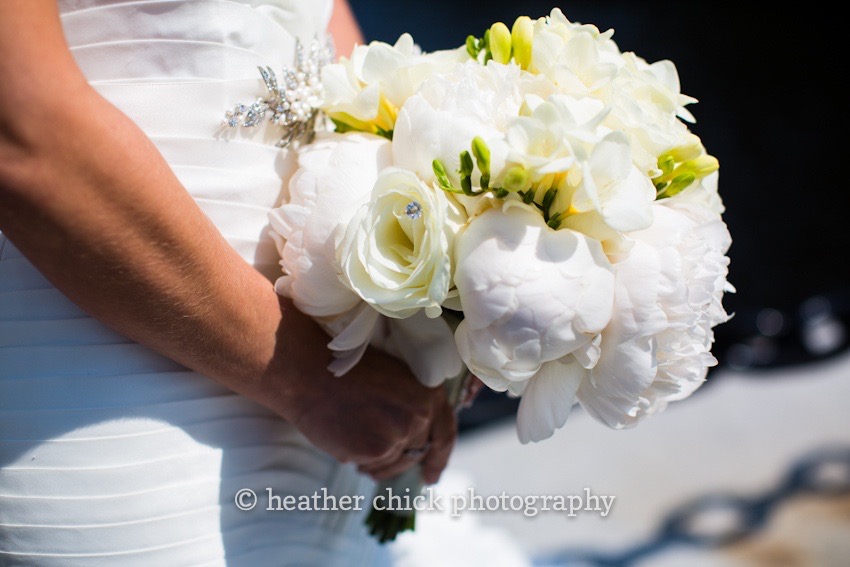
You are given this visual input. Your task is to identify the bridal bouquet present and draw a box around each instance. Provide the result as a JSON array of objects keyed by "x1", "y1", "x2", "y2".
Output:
[{"x1": 267, "y1": 8, "x2": 732, "y2": 540}]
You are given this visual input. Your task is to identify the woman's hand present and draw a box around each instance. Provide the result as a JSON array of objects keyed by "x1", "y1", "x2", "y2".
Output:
[{"x1": 261, "y1": 299, "x2": 456, "y2": 485}]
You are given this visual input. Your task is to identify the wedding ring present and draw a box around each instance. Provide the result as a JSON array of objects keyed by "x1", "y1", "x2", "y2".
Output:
[{"x1": 402, "y1": 442, "x2": 431, "y2": 459}]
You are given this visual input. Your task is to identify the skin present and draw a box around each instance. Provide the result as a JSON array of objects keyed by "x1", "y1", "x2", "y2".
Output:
[
  {"x1": 330, "y1": 0, "x2": 366, "y2": 58},
  {"x1": 0, "y1": 0, "x2": 454, "y2": 484}
]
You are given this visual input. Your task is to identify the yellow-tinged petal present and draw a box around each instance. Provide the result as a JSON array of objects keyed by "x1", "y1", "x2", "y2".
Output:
[
  {"x1": 489, "y1": 22, "x2": 512, "y2": 64},
  {"x1": 511, "y1": 16, "x2": 534, "y2": 70}
]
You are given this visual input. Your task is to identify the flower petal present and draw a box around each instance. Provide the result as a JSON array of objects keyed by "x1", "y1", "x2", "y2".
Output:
[
  {"x1": 381, "y1": 311, "x2": 465, "y2": 387},
  {"x1": 516, "y1": 358, "x2": 585, "y2": 443}
]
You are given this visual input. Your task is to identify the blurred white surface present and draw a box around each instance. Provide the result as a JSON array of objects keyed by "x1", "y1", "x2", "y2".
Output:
[{"x1": 392, "y1": 350, "x2": 850, "y2": 566}]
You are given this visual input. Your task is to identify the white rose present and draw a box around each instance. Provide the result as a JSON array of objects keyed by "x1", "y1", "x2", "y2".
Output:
[
  {"x1": 575, "y1": 202, "x2": 733, "y2": 428},
  {"x1": 337, "y1": 167, "x2": 466, "y2": 319},
  {"x1": 269, "y1": 133, "x2": 392, "y2": 318},
  {"x1": 453, "y1": 202, "x2": 615, "y2": 390},
  {"x1": 270, "y1": 134, "x2": 464, "y2": 386}
]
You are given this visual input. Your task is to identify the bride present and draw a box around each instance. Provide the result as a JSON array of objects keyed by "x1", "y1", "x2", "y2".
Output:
[{"x1": 0, "y1": 0, "x2": 458, "y2": 564}]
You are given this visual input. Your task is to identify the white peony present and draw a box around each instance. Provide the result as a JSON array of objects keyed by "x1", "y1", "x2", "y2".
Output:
[
  {"x1": 453, "y1": 202, "x2": 615, "y2": 395},
  {"x1": 337, "y1": 167, "x2": 466, "y2": 319},
  {"x1": 269, "y1": 132, "x2": 391, "y2": 318},
  {"x1": 575, "y1": 201, "x2": 733, "y2": 429}
]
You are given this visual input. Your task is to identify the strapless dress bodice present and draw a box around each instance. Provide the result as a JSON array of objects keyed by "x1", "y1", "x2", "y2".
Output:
[{"x1": 0, "y1": 2, "x2": 392, "y2": 565}]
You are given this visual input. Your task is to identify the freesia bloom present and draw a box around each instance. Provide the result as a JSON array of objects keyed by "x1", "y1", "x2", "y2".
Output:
[
  {"x1": 393, "y1": 61, "x2": 555, "y2": 194},
  {"x1": 337, "y1": 167, "x2": 466, "y2": 319},
  {"x1": 321, "y1": 34, "x2": 463, "y2": 135},
  {"x1": 503, "y1": 94, "x2": 656, "y2": 253},
  {"x1": 555, "y1": 130, "x2": 657, "y2": 254},
  {"x1": 505, "y1": 93, "x2": 605, "y2": 181},
  {"x1": 528, "y1": 8, "x2": 622, "y2": 97},
  {"x1": 606, "y1": 51, "x2": 698, "y2": 174}
]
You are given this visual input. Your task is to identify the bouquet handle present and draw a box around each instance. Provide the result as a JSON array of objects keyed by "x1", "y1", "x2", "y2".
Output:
[{"x1": 366, "y1": 368, "x2": 473, "y2": 542}]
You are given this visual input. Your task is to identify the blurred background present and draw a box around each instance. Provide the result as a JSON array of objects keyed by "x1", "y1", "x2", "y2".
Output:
[{"x1": 348, "y1": 2, "x2": 850, "y2": 566}]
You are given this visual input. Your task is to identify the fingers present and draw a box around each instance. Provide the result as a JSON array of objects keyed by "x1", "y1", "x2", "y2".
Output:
[
  {"x1": 462, "y1": 375, "x2": 486, "y2": 408},
  {"x1": 420, "y1": 395, "x2": 456, "y2": 485},
  {"x1": 356, "y1": 444, "x2": 405, "y2": 478},
  {"x1": 358, "y1": 424, "x2": 432, "y2": 480},
  {"x1": 359, "y1": 449, "x2": 423, "y2": 481}
]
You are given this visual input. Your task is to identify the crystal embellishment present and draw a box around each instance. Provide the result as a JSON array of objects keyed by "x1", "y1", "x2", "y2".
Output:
[
  {"x1": 223, "y1": 37, "x2": 335, "y2": 148},
  {"x1": 405, "y1": 201, "x2": 423, "y2": 219}
]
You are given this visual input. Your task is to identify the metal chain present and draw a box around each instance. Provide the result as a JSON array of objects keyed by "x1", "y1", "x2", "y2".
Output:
[{"x1": 535, "y1": 447, "x2": 850, "y2": 567}]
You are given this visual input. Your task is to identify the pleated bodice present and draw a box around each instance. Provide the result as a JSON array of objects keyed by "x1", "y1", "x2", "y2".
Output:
[{"x1": 0, "y1": 2, "x2": 388, "y2": 565}]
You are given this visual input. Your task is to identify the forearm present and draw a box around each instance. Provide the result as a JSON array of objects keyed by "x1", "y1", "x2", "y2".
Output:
[
  {"x1": 329, "y1": 0, "x2": 365, "y2": 58},
  {"x1": 2, "y1": 103, "x2": 282, "y2": 384},
  {"x1": 0, "y1": 3, "x2": 458, "y2": 477},
  {"x1": 0, "y1": 2, "x2": 299, "y2": 401}
]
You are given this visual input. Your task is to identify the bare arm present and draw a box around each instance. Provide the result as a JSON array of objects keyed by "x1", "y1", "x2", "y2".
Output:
[
  {"x1": 0, "y1": 0, "x2": 453, "y2": 483},
  {"x1": 329, "y1": 0, "x2": 365, "y2": 58}
]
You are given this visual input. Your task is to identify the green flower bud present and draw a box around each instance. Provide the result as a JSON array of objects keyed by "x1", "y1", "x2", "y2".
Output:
[
  {"x1": 432, "y1": 159, "x2": 453, "y2": 190},
  {"x1": 541, "y1": 186, "x2": 558, "y2": 212},
  {"x1": 683, "y1": 155, "x2": 720, "y2": 179},
  {"x1": 655, "y1": 153, "x2": 718, "y2": 187},
  {"x1": 665, "y1": 134, "x2": 704, "y2": 162},
  {"x1": 471, "y1": 137, "x2": 491, "y2": 178},
  {"x1": 662, "y1": 172, "x2": 696, "y2": 198},
  {"x1": 489, "y1": 22, "x2": 512, "y2": 64},
  {"x1": 459, "y1": 151, "x2": 474, "y2": 195},
  {"x1": 502, "y1": 166, "x2": 529, "y2": 192},
  {"x1": 466, "y1": 35, "x2": 481, "y2": 59},
  {"x1": 657, "y1": 154, "x2": 675, "y2": 177},
  {"x1": 459, "y1": 150, "x2": 474, "y2": 178},
  {"x1": 511, "y1": 16, "x2": 533, "y2": 70}
]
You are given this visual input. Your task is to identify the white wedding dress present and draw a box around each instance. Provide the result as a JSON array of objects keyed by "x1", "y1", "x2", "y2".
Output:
[{"x1": 0, "y1": 1, "x2": 392, "y2": 565}]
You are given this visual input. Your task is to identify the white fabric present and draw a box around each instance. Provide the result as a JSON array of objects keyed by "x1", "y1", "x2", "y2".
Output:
[{"x1": 0, "y1": 1, "x2": 390, "y2": 565}]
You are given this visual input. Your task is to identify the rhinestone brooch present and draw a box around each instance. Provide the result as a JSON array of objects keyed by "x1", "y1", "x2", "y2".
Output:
[{"x1": 223, "y1": 37, "x2": 335, "y2": 148}]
